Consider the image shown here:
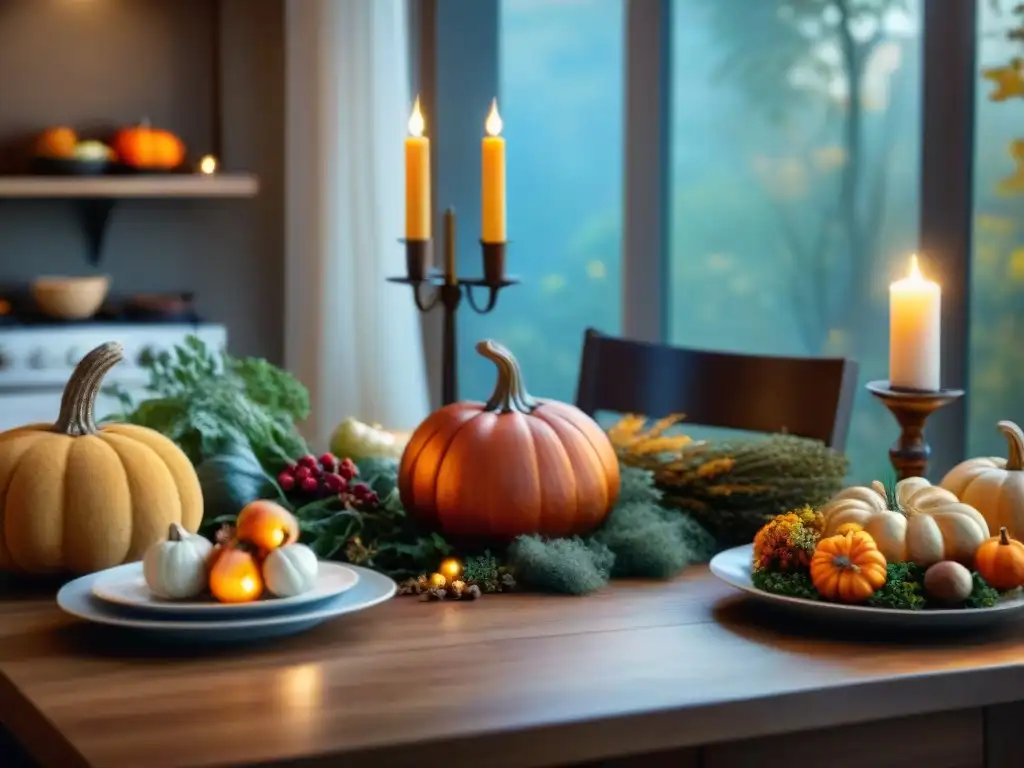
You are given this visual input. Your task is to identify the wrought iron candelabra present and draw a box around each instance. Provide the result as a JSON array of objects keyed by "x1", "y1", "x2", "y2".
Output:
[{"x1": 388, "y1": 207, "x2": 518, "y2": 405}]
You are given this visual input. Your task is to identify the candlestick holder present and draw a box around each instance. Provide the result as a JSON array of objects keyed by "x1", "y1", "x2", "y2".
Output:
[
  {"x1": 866, "y1": 381, "x2": 965, "y2": 480},
  {"x1": 388, "y1": 207, "x2": 518, "y2": 406}
]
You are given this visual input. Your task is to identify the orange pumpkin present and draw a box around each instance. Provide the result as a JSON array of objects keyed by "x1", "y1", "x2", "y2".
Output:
[
  {"x1": 111, "y1": 121, "x2": 186, "y2": 170},
  {"x1": 974, "y1": 526, "x2": 1024, "y2": 590},
  {"x1": 235, "y1": 500, "x2": 299, "y2": 553},
  {"x1": 208, "y1": 542, "x2": 263, "y2": 603},
  {"x1": 399, "y1": 340, "x2": 620, "y2": 541},
  {"x1": 810, "y1": 531, "x2": 888, "y2": 603},
  {"x1": 34, "y1": 126, "x2": 78, "y2": 159}
]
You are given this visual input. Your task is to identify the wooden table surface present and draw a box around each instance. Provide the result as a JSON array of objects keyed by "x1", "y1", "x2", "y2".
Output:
[{"x1": 4, "y1": 566, "x2": 1024, "y2": 768}]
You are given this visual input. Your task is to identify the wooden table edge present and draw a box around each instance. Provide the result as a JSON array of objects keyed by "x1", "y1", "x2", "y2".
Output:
[
  {"x1": 244, "y1": 663, "x2": 1024, "y2": 768},
  {"x1": 0, "y1": 671, "x2": 90, "y2": 768}
]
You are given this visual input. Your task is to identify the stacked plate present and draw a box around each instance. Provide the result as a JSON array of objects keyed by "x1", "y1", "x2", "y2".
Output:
[{"x1": 56, "y1": 560, "x2": 397, "y2": 644}]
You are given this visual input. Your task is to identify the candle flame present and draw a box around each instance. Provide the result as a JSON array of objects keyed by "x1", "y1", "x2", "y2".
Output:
[
  {"x1": 907, "y1": 254, "x2": 924, "y2": 281},
  {"x1": 485, "y1": 99, "x2": 503, "y2": 137},
  {"x1": 198, "y1": 155, "x2": 217, "y2": 174},
  {"x1": 408, "y1": 96, "x2": 425, "y2": 138}
]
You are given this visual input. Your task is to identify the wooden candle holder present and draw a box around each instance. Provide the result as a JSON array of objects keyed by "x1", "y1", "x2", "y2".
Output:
[{"x1": 866, "y1": 381, "x2": 964, "y2": 481}]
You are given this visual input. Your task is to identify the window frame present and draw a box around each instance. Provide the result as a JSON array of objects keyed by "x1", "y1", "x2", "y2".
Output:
[{"x1": 419, "y1": 0, "x2": 979, "y2": 476}]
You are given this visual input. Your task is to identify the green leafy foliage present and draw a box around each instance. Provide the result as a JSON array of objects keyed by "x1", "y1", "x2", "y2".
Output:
[
  {"x1": 866, "y1": 562, "x2": 926, "y2": 610},
  {"x1": 966, "y1": 573, "x2": 1002, "y2": 609},
  {"x1": 296, "y1": 458, "x2": 451, "y2": 581},
  {"x1": 195, "y1": 443, "x2": 279, "y2": 531},
  {"x1": 750, "y1": 569, "x2": 820, "y2": 601},
  {"x1": 104, "y1": 336, "x2": 310, "y2": 468}
]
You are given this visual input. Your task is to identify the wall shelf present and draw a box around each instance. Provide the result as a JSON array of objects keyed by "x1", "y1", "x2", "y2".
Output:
[
  {"x1": 0, "y1": 173, "x2": 259, "y2": 265},
  {"x1": 0, "y1": 173, "x2": 259, "y2": 198}
]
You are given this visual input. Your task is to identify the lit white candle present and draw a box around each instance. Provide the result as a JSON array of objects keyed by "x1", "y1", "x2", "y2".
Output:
[{"x1": 889, "y1": 254, "x2": 941, "y2": 391}]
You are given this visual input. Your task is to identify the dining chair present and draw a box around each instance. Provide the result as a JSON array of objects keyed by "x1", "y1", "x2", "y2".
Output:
[{"x1": 575, "y1": 328, "x2": 859, "y2": 450}]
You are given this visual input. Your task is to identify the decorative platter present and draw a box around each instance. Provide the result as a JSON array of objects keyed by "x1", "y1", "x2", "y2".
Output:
[
  {"x1": 90, "y1": 560, "x2": 360, "y2": 616},
  {"x1": 58, "y1": 564, "x2": 395, "y2": 644},
  {"x1": 710, "y1": 544, "x2": 1024, "y2": 629}
]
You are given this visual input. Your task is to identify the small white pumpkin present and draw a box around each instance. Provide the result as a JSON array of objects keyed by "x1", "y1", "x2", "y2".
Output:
[
  {"x1": 143, "y1": 522, "x2": 213, "y2": 599},
  {"x1": 262, "y1": 543, "x2": 319, "y2": 597},
  {"x1": 821, "y1": 477, "x2": 989, "y2": 566},
  {"x1": 940, "y1": 420, "x2": 1024, "y2": 538}
]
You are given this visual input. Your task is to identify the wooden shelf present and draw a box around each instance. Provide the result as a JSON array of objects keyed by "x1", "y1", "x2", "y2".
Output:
[{"x1": 0, "y1": 173, "x2": 259, "y2": 198}]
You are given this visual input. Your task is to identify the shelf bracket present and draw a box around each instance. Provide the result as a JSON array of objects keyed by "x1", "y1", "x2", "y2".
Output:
[{"x1": 74, "y1": 198, "x2": 117, "y2": 267}]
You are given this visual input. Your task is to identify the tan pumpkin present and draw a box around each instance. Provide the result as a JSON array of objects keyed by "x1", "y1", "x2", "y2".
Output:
[
  {"x1": 821, "y1": 477, "x2": 988, "y2": 566},
  {"x1": 0, "y1": 342, "x2": 203, "y2": 575},
  {"x1": 940, "y1": 420, "x2": 1024, "y2": 538}
]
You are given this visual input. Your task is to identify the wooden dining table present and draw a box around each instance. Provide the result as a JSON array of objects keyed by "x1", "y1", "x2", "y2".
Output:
[{"x1": 3, "y1": 565, "x2": 1024, "y2": 768}]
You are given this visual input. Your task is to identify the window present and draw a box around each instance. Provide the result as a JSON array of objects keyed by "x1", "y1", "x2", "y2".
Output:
[
  {"x1": 456, "y1": 0, "x2": 625, "y2": 404},
  {"x1": 669, "y1": 0, "x2": 922, "y2": 482},
  {"x1": 427, "y1": 0, "x2": 978, "y2": 478},
  {"x1": 970, "y1": 1, "x2": 1024, "y2": 458}
]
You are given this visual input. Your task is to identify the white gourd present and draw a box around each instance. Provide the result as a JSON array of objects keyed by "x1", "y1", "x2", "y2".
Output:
[
  {"x1": 263, "y1": 543, "x2": 319, "y2": 597},
  {"x1": 821, "y1": 477, "x2": 989, "y2": 566},
  {"x1": 143, "y1": 523, "x2": 213, "y2": 599}
]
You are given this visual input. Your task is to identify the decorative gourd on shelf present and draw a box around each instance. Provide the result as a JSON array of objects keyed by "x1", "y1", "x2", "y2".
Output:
[
  {"x1": 111, "y1": 120, "x2": 186, "y2": 171},
  {"x1": 974, "y1": 527, "x2": 1024, "y2": 591},
  {"x1": 398, "y1": 340, "x2": 620, "y2": 541},
  {"x1": 0, "y1": 342, "x2": 203, "y2": 575},
  {"x1": 940, "y1": 420, "x2": 1024, "y2": 538},
  {"x1": 821, "y1": 477, "x2": 988, "y2": 566},
  {"x1": 142, "y1": 523, "x2": 213, "y2": 600},
  {"x1": 34, "y1": 126, "x2": 77, "y2": 159},
  {"x1": 810, "y1": 531, "x2": 888, "y2": 603}
]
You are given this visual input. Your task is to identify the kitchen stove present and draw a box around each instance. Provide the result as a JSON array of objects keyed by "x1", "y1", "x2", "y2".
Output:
[{"x1": 0, "y1": 323, "x2": 227, "y2": 432}]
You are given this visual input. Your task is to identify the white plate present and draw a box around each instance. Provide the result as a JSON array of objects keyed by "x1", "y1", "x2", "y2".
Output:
[
  {"x1": 710, "y1": 544, "x2": 1024, "y2": 629},
  {"x1": 91, "y1": 561, "x2": 359, "y2": 616},
  {"x1": 58, "y1": 564, "x2": 396, "y2": 644}
]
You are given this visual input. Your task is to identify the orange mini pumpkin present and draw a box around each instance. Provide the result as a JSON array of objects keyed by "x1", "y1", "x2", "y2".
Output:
[
  {"x1": 235, "y1": 500, "x2": 299, "y2": 553},
  {"x1": 208, "y1": 542, "x2": 263, "y2": 603},
  {"x1": 399, "y1": 340, "x2": 620, "y2": 541},
  {"x1": 34, "y1": 126, "x2": 78, "y2": 159},
  {"x1": 111, "y1": 121, "x2": 186, "y2": 170},
  {"x1": 810, "y1": 530, "x2": 888, "y2": 603},
  {"x1": 975, "y1": 526, "x2": 1024, "y2": 591}
]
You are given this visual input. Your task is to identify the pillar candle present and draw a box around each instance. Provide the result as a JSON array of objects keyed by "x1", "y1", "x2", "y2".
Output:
[
  {"x1": 481, "y1": 99, "x2": 506, "y2": 243},
  {"x1": 405, "y1": 97, "x2": 431, "y2": 240},
  {"x1": 889, "y1": 254, "x2": 941, "y2": 391}
]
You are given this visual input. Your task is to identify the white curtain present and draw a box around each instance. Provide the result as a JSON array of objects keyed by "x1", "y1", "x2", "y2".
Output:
[{"x1": 284, "y1": 0, "x2": 430, "y2": 450}]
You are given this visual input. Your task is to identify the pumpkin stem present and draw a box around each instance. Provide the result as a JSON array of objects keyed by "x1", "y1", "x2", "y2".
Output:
[
  {"x1": 53, "y1": 342, "x2": 124, "y2": 436},
  {"x1": 167, "y1": 523, "x2": 187, "y2": 542},
  {"x1": 476, "y1": 340, "x2": 538, "y2": 414},
  {"x1": 832, "y1": 555, "x2": 861, "y2": 573},
  {"x1": 998, "y1": 421, "x2": 1024, "y2": 471},
  {"x1": 1000, "y1": 526, "x2": 1011, "y2": 546}
]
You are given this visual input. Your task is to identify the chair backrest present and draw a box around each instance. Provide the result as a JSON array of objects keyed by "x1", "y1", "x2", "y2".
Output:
[{"x1": 575, "y1": 328, "x2": 859, "y2": 450}]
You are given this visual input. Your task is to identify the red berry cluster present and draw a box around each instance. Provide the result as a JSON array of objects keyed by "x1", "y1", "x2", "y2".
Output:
[{"x1": 277, "y1": 453, "x2": 379, "y2": 508}]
